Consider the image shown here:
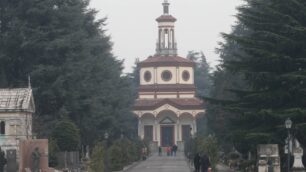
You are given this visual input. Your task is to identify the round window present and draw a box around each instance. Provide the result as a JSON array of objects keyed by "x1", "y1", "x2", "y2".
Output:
[
  {"x1": 161, "y1": 70, "x2": 172, "y2": 81},
  {"x1": 182, "y1": 71, "x2": 190, "y2": 81},
  {"x1": 144, "y1": 71, "x2": 152, "y2": 82}
]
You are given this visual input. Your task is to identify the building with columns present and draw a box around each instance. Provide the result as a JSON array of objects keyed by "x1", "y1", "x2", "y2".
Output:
[{"x1": 133, "y1": 0, "x2": 205, "y2": 149}]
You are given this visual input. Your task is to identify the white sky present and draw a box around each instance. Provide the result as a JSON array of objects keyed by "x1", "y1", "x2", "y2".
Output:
[{"x1": 89, "y1": 0, "x2": 242, "y2": 73}]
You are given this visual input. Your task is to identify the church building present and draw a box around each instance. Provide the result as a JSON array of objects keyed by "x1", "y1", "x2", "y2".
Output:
[{"x1": 133, "y1": 0, "x2": 205, "y2": 149}]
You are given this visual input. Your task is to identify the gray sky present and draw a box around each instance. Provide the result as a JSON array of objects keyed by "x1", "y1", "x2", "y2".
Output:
[{"x1": 89, "y1": 0, "x2": 242, "y2": 73}]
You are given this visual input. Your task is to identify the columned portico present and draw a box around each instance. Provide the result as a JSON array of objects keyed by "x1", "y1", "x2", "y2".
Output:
[
  {"x1": 133, "y1": 0, "x2": 205, "y2": 150},
  {"x1": 135, "y1": 103, "x2": 204, "y2": 147}
]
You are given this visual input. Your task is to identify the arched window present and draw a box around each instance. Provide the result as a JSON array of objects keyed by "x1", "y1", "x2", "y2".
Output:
[
  {"x1": 0, "y1": 121, "x2": 5, "y2": 135},
  {"x1": 164, "y1": 29, "x2": 169, "y2": 48}
]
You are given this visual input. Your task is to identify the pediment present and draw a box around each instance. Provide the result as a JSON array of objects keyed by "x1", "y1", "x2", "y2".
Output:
[{"x1": 160, "y1": 117, "x2": 175, "y2": 124}]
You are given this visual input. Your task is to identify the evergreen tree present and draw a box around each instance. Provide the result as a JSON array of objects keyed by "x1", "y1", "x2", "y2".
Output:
[
  {"x1": 207, "y1": 24, "x2": 248, "y2": 153},
  {"x1": 186, "y1": 51, "x2": 212, "y2": 136},
  {"x1": 187, "y1": 51, "x2": 212, "y2": 97},
  {"x1": 217, "y1": 0, "x2": 306, "y2": 155},
  {"x1": 89, "y1": 142, "x2": 105, "y2": 172},
  {"x1": 0, "y1": 0, "x2": 135, "y2": 146},
  {"x1": 52, "y1": 119, "x2": 80, "y2": 152}
]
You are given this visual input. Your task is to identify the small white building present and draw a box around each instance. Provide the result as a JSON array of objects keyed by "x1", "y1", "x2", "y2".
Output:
[
  {"x1": 0, "y1": 88, "x2": 35, "y2": 153},
  {"x1": 133, "y1": 0, "x2": 205, "y2": 149}
]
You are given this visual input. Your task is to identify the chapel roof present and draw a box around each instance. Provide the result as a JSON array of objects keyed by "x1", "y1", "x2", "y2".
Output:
[
  {"x1": 133, "y1": 98, "x2": 204, "y2": 110},
  {"x1": 0, "y1": 88, "x2": 35, "y2": 113},
  {"x1": 139, "y1": 55, "x2": 194, "y2": 67}
]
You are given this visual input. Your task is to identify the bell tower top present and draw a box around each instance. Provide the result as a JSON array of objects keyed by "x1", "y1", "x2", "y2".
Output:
[
  {"x1": 163, "y1": 0, "x2": 170, "y2": 15},
  {"x1": 156, "y1": 0, "x2": 177, "y2": 56}
]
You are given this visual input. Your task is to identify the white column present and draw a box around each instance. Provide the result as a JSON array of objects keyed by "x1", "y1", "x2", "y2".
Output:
[
  {"x1": 177, "y1": 119, "x2": 180, "y2": 141},
  {"x1": 176, "y1": 67, "x2": 179, "y2": 84},
  {"x1": 167, "y1": 28, "x2": 170, "y2": 49},
  {"x1": 172, "y1": 29, "x2": 175, "y2": 49},
  {"x1": 154, "y1": 67, "x2": 157, "y2": 84},
  {"x1": 154, "y1": 119, "x2": 158, "y2": 141},
  {"x1": 192, "y1": 118, "x2": 197, "y2": 135},
  {"x1": 158, "y1": 29, "x2": 162, "y2": 49},
  {"x1": 157, "y1": 124, "x2": 161, "y2": 146},
  {"x1": 138, "y1": 120, "x2": 144, "y2": 139},
  {"x1": 161, "y1": 29, "x2": 165, "y2": 48}
]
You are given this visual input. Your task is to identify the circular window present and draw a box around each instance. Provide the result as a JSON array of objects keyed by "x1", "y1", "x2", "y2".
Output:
[
  {"x1": 144, "y1": 71, "x2": 152, "y2": 82},
  {"x1": 182, "y1": 71, "x2": 190, "y2": 81},
  {"x1": 161, "y1": 70, "x2": 172, "y2": 81}
]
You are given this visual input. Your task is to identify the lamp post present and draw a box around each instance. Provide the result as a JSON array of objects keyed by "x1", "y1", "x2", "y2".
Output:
[
  {"x1": 104, "y1": 132, "x2": 109, "y2": 172},
  {"x1": 285, "y1": 118, "x2": 292, "y2": 172}
]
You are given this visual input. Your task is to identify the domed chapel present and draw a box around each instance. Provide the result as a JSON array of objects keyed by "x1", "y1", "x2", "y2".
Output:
[{"x1": 133, "y1": 0, "x2": 205, "y2": 149}]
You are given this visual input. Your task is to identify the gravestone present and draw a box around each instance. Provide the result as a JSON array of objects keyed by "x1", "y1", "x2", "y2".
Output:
[
  {"x1": 6, "y1": 149, "x2": 17, "y2": 172},
  {"x1": 149, "y1": 141, "x2": 158, "y2": 153},
  {"x1": 19, "y1": 139, "x2": 50, "y2": 172},
  {"x1": 56, "y1": 151, "x2": 80, "y2": 171},
  {"x1": 292, "y1": 139, "x2": 305, "y2": 172},
  {"x1": 257, "y1": 144, "x2": 280, "y2": 172}
]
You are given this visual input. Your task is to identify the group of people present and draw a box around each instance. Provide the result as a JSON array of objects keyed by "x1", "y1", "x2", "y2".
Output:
[
  {"x1": 193, "y1": 153, "x2": 211, "y2": 172},
  {"x1": 158, "y1": 144, "x2": 178, "y2": 156}
]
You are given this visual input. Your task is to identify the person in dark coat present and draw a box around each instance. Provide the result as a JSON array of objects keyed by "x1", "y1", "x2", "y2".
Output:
[
  {"x1": 158, "y1": 146, "x2": 162, "y2": 156},
  {"x1": 200, "y1": 153, "x2": 210, "y2": 172},
  {"x1": 193, "y1": 153, "x2": 201, "y2": 172},
  {"x1": 172, "y1": 144, "x2": 178, "y2": 156}
]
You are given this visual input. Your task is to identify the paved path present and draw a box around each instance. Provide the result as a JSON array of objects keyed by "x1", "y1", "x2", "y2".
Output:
[
  {"x1": 216, "y1": 163, "x2": 234, "y2": 172},
  {"x1": 126, "y1": 152, "x2": 191, "y2": 172}
]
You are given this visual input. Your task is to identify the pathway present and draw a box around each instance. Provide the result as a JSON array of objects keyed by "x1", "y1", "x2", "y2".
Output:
[
  {"x1": 216, "y1": 163, "x2": 234, "y2": 172},
  {"x1": 126, "y1": 152, "x2": 191, "y2": 172}
]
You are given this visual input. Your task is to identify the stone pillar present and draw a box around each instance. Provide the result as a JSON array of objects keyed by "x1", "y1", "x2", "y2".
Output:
[
  {"x1": 154, "y1": 119, "x2": 158, "y2": 141},
  {"x1": 167, "y1": 28, "x2": 170, "y2": 49},
  {"x1": 154, "y1": 67, "x2": 157, "y2": 84},
  {"x1": 258, "y1": 160, "x2": 267, "y2": 172},
  {"x1": 138, "y1": 120, "x2": 143, "y2": 139},
  {"x1": 292, "y1": 139, "x2": 305, "y2": 172},
  {"x1": 161, "y1": 29, "x2": 165, "y2": 48},
  {"x1": 192, "y1": 118, "x2": 197, "y2": 135},
  {"x1": 157, "y1": 123, "x2": 160, "y2": 146},
  {"x1": 177, "y1": 119, "x2": 180, "y2": 142}
]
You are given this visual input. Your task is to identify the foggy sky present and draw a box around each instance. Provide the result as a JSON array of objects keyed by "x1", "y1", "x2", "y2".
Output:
[{"x1": 89, "y1": 0, "x2": 242, "y2": 73}]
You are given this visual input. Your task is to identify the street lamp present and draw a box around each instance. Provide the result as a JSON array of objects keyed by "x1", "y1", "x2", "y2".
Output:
[{"x1": 285, "y1": 118, "x2": 292, "y2": 172}]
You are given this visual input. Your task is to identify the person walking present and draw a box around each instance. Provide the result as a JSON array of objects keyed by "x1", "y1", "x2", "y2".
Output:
[
  {"x1": 158, "y1": 146, "x2": 162, "y2": 156},
  {"x1": 193, "y1": 153, "x2": 201, "y2": 172},
  {"x1": 172, "y1": 144, "x2": 178, "y2": 156},
  {"x1": 200, "y1": 153, "x2": 210, "y2": 172},
  {"x1": 166, "y1": 146, "x2": 171, "y2": 156}
]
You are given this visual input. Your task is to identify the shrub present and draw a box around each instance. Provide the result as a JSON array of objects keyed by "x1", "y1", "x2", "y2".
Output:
[{"x1": 89, "y1": 142, "x2": 105, "y2": 172}]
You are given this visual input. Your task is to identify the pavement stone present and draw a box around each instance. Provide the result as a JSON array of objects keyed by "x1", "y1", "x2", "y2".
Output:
[
  {"x1": 124, "y1": 152, "x2": 234, "y2": 172},
  {"x1": 125, "y1": 152, "x2": 191, "y2": 172}
]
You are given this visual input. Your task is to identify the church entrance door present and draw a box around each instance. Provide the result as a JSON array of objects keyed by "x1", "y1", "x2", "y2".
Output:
[{"x1": 160, "y1": 125, "x2": 174, "y2": 147}]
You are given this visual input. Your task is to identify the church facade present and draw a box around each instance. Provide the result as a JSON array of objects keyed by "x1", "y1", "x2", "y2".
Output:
[{"x1": 133, "y1": 0, "x2": 205, "y2": 149}]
